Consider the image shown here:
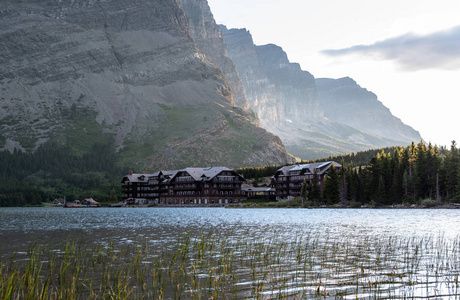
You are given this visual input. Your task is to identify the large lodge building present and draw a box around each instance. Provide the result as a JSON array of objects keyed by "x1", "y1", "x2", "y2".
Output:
[
  {"x1": 121, "y1": 167, "x2": 246, "y2": 206},
  {"x1": 121, "y1": 162, "x2": 340, "y2": 206},
  {"x1": 271, "y1": 161, "x2": 341, "y2": 199}
]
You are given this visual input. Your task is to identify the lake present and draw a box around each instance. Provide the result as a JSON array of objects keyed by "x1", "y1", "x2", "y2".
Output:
[{"x1": 1, "y1": 207, "x2": 460, "y2": 299}]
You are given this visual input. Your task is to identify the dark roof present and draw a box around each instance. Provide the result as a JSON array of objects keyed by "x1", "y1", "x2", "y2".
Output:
[
  {"x1": 123, "y1": 167, "x2": 244, "y2": 183},
  {"x1": 276, "y1": 161, "x2": 341, "y2": 176},
  {"x1": 122, "y1": 173, "x2": 150, "y2": 183}
]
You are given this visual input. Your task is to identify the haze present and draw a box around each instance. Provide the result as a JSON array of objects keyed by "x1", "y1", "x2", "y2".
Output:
[{"x1": 208, "y1": 0, "x2": 460, "y2": 147}]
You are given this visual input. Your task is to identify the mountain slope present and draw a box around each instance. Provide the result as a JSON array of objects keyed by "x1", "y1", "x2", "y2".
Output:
[
  {"x1": 178, "y1": 0, "x2": 252, "y2": 113},
  {"x1": 220, "y1": 26, "x2": 422, "y2": 159},
  {"x1": 0, "y1": 0, "x2": 294, "y2": 169},
  {"x1": 316, "y1": 77, "x2": 422, "y2": 144}
]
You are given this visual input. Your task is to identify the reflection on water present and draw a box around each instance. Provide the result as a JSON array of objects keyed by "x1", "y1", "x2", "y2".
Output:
[{"x1": 1, "y1": 207, "x2": 460, "y2": 299}]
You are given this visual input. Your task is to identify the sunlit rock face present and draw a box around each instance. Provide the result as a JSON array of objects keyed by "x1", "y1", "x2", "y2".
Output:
[
  {"x1": 0, "y1": 0, "x2": 295, "y2": 169},
  {"x1": 255, "y1": 44, "x2": 324, "y2": 126},
  {"x1": 316, "y1": 77, "x2": 422, "y2": 145},
  {"x1": 220, "y1": 27, "x2": 323, "y2": 129},
  {"x1": 221, "y1": 26, "x2": 422, "y2": 160},
  {"x1": 178, "y1": 0, "x2": 251, "y2": 113}
]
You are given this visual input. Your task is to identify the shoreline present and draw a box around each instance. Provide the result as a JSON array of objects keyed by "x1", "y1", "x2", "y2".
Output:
[{"x1": 17, "y1": 202, "x2": 460, "y2": 209}]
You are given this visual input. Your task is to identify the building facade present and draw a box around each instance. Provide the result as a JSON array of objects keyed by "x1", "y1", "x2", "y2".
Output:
[
  {"x1": 121, "y1": 167, "x2": 246, "y2": 205},
  {"x1": 271, "y1": 161, "x2": 341, "y2": 200},
  {"x1": 241, "y1": 184, "x2": 276, "y2": 200}
]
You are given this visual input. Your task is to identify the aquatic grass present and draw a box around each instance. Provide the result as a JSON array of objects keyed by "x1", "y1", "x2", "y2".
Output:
[{"x1": 1, "y1": 232, "x2": 460, "y2": 299}]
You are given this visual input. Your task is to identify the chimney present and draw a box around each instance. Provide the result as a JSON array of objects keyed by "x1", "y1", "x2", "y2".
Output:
[{"x1": 128, "y1": 170, "x2": 133, "y2": 175}]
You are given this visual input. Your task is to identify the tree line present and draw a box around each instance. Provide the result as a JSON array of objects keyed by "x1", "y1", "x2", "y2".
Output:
[
  {"x1": 237, "y1": 146, "x2": 408, "y2": 180},
  {"x1": 2, "y1": 139, "x2": 459, "y2": 207},
  {"x1": 0, "y1": 140, "x2": 125, "y2": 207},
  {"x1": 328, "y1": 141, "x2": 460, "y2": 206},
  {"x1": 241, "y1": 141, "x2": 460, "y2": 206}
]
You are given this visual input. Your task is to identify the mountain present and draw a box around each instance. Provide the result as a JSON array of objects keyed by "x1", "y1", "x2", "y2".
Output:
[
  {"x1": 0, "y1": 0, "x2": 294, "y2": 170},
  {"x1": 316, "y1": 77, "x2": 422, "y2": 144},
  {"x1": 177, "y1": 0, "x2": 252, "y2": 114},
  {"x1": 220, "y1": 26, "x2": 422, "y2": 159}
]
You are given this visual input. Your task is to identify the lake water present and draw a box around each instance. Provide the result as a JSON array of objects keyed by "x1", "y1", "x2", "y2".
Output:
[{"x1": 1, "y1": 207, "x2": 460, "y2": 299}]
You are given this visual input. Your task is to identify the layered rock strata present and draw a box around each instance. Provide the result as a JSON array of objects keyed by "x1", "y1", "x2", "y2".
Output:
[
  {"x1": 221, "y1": 26, "x2": 422, "y2": 159},
  {"x1": 0, "y1": 0, "x2": 294, "y2": 169}
]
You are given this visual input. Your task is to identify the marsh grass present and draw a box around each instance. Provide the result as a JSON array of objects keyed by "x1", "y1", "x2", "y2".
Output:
[{"x1": 1, "y1": 232, "x2": 460, "y2": 299}]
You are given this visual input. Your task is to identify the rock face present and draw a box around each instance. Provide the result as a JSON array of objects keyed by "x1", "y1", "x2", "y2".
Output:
[
  {"x1": 221, "y1": 26, "x2": 422, "y2": 159},
  {"x1": 0, "y1": 0, "x2": 294, "y2": 169},
  {"x1": 316, "y1": 77, "x2": 422, "y2": 144},
  {"x1": 178, "y1": 0, "x2": 251, "y2": 113},
  {"x1": 221, "y1": 27, "x2": 322, "y2": 128}
]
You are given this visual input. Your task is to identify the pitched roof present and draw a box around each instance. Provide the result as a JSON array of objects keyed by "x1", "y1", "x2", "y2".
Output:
[
  {"x1": 168, "y1": 167, "x2": 239, "y2": 182},
  {"x1": 122, "y1": 173, "x2": 150, "y2": 183},
  {"x1": 275, "y1": 161, "x2": 342, "y2": 176},
  {"x1": 123, "y1": 167, "x2": 244, "y2": 183}
]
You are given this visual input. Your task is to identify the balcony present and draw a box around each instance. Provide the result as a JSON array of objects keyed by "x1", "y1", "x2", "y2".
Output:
[
  {"x1": 215, "y1": 177, "x2": 239, "y2": 183},
  {"x1": 175, "y1": 177, "x2": 195, "y2": 183},
  {"x1": 219, "y1": 187, "x2": 237, "y2": 191}
]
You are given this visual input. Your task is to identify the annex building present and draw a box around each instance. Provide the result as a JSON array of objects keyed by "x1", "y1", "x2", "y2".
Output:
[
  {"x1": 121, "y1": 167, "x2": 246, "y2": 206},
  {"x1": 271, "y1": 161, "x2": 341, "y2": 200}
]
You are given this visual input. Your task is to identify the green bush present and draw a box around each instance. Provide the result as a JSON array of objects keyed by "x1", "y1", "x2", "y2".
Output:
[{"x1": 420, "y1": 198, "x2": 439, "y2": 208}]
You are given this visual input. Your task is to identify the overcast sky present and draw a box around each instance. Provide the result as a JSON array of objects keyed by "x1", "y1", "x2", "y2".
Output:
[{"x1": 208, "y1": 0, "x2": 460, "y2": 147}]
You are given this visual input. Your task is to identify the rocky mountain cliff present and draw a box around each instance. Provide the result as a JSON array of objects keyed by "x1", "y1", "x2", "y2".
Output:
[
  {"x1": 177, "y1": 0, "x2": 251, "y2": 113},
  {"x1": 220, "y1": 27, "x2": 322, "y2": 128},
  {"x1": 0, "y1": 0, "x2": 294, "y2": 169},
  {"x1": 316, "y1": 77, "x2": 422, "y2": 144},
  {"x1": 220, "y1": 26, "x2": 422, "y2": 159}
]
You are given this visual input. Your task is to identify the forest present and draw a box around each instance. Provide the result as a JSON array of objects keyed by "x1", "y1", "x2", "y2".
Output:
[
  {"x1": 0, "y1": 140, "x2": 125, "y2": 207},
  {"x1": 1, "y1": 140, "x2": 459, "y2": 207},
  {"x1": 239, "y1": 141, "x2": 460, "y2": 206}
]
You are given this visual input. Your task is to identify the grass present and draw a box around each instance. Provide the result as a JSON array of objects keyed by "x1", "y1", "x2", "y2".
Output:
[
  {"x1": 63, "y1": 109, "x2": 112, "y2": 157},
  {"x1": 2, "y1": 231, "x2": 460, "y2": 299},
  {"x1": 118, "y1": 103, "x2": 273, "y2": 169}
]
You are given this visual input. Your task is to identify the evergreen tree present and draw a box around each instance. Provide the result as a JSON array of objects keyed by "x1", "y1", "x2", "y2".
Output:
[
  {"x1": 390, "y1": 148, "x2": 404, "y2": 203},
  {"x1": 301, "y1": 178, "x2": 307, "y2": 207},
  {"x1": 375, "y1": 175, "x2": 386, "y2": 206},
  {"x1": 309, "y1": 170, "x2": 322, "y2": 205},
  {"x1": 324, "y1": 165, "x2": 340, "y2": 205},
  {"x1": 340, "y1": 174, "x2": 348, "y2": 206},
  {"x1": 109, "y1": 188, "x2": 119, "y2": 203},
  {"x1": 339, "y1": 158, "x2": 348, "y2": 206},
  {"x1": 443, "y1": 141, "x2": 459, "y2": 199},
  {"x1": 455, "y1": 162, "x2": 460, "y2": 202}
]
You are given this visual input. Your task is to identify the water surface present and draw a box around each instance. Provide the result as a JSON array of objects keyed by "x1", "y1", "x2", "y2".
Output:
[{"x1": 1, "y1": 207, "x2": 460, "y2": 299}]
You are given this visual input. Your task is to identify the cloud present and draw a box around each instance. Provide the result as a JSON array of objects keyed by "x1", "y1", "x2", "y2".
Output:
[{"x1": 321, "y1": 25, "x2": 460, "y2": 71}]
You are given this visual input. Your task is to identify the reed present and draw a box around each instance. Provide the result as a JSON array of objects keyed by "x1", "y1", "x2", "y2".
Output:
[{"x1": 1, "y1": 232, "x2": 460, "y2": 299}]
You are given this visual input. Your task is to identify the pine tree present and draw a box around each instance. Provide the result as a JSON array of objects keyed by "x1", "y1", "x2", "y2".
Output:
[
  {"x1": 340, "y1": 174, "x2": 348, "y2": 206},
  {"x1": 391, "y1": 148, "x2": 404, "y2": 203},
  {"x1": 455, "y1": 162, "x2": 460, "y2": 202},
  {"x1": 339, "y1": 158, "x2": 348, "y2": 206},
  {"x1": 324, "y1": 165, "x2": 340, "y2": 205},
  {"x1": 309, "y1": 170, "x2": 322, "y2": 205},
  {"x1": 109, "y1": 188, "x2": 118, "y2": 203},
  {"x1": 443, "y1": 141, "x2": 459, "y2": 199},
  {"x1": 301, "y1": 178, "x2": 307, "y2": 207},
  {"x1": 375, "y1": 175, "x2": 386, "y2": 206}
]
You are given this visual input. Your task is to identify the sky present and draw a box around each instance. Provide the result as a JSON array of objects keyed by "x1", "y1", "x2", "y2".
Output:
[{"x1": 207, "y1": 0, "x2": 460, "y2": 147}]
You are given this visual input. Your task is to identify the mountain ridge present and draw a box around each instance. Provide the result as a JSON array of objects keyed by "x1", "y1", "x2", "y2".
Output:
[
  {"x1": 220, "y1": 25, "x2": 422, "y2": 159},
  {"x1": 0, "y1": 0, "x2": 295, "y2": 169}
]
